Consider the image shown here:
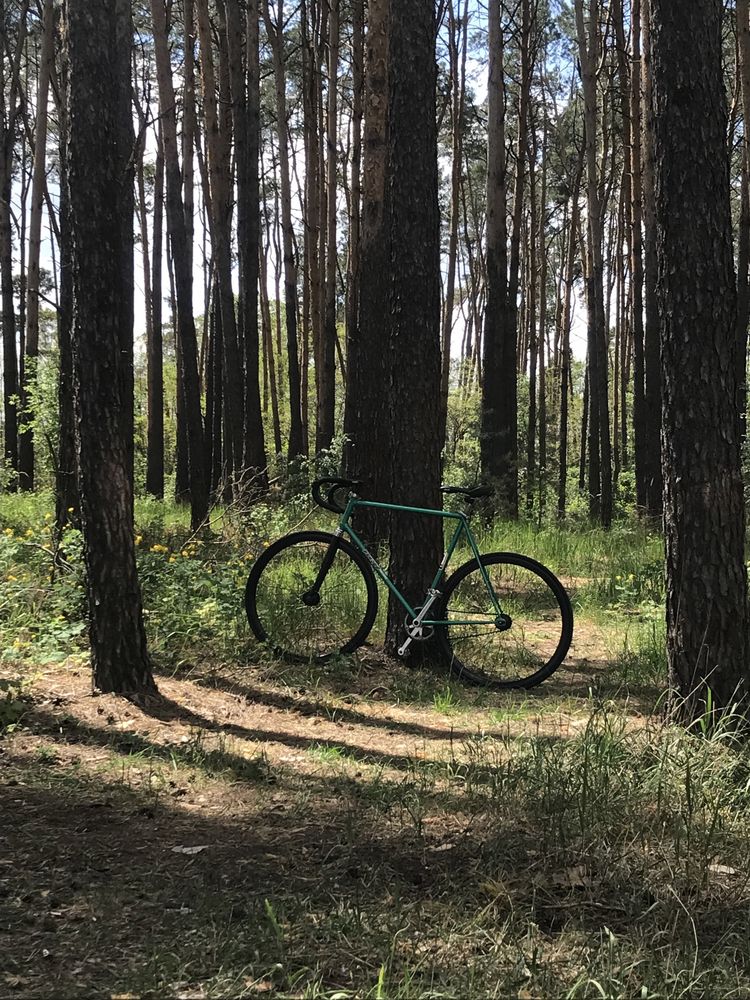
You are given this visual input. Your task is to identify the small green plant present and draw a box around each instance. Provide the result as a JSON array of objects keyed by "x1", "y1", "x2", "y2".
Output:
[
  {"x1": 0, "y1": 676, "x2": 29, "y2": 735},
  {"x1": 432, "y1": 683, "x2": 461, "y2": 714}
]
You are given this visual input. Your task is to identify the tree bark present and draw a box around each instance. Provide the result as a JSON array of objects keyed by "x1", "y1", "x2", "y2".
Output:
[
  {"x1": 196, "y1": 0, "x2": 244, "y2": 488},
  {"x1": 650, "y1": 0, "x2": 749, "y2": 722},
  {"x1": 342, "y1": 0, "x2": 391, "y2": 546},
  {"x1": 480, "y1": 0, "x2": 516, "y2": 515},
  {"x1": 384, "y1": 0, "x2": 443, "y2": 655},
  {"x1": 316, "y1": 0, "x2": 338, "y2": 454},
  {"x1": 55, "y1": 19, "x2": 77, "y2": 530},
  {"x1": 146, "y1": 128, "x2": 165, "y2": 499},
  {"x1": 263, "y1": 0, "x2": 306, "y2": 461},
  {"x1": 19, "y1": 0, "x2": 54, "y2": 491},
  {"x1": 575, "y1": 0, "x2": 612, "y2": 527},
  {"x1": 150, "y1": 0, "x2": 208, "y2": 529},
  {"x1": 65, "y1": 0, "x2": 155, "y2": 695},
  {"x1": 0, "y1": 0, "x2": 28, "y2": 486},
  {"x1": 641, "y1": 0, "x2": 663, "y2": 516},
  {"x1": 226, "y1": 0, "x2": 267, "y2": 487},
  {"x1": 737, "y1": 0, "x2": 750, "y2": 440}
]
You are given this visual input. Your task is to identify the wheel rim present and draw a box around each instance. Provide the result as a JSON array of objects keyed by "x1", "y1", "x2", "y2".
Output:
[
  {"x1": 251, "y1": 538, "x2": 373, "y2": 661},
  {"x1": 442, "y1": 558, "x2": 569, "y2": 686}
]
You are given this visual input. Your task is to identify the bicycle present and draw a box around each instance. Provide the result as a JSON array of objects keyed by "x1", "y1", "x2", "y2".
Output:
[{"x1": 244, "y1": 478, "x2": 574, "y2": 689}]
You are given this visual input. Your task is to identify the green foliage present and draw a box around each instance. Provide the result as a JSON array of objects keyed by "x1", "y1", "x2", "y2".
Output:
[{"x1": 0, "y1": 676, "x2": 29, "y2": 735}]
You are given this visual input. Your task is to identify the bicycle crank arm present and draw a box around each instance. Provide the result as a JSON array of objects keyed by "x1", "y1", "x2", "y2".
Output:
[{"x1": 398, "y1": 589, "x2": 441, "y2": 658}]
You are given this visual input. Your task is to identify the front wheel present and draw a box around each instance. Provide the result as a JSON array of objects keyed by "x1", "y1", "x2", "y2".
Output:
[
  {"x1": 435, "y1": 552, "x2": 573, "y2": 689},
  {"x1": 245, "y1": 531, "x2": 379, "y2": 663}
]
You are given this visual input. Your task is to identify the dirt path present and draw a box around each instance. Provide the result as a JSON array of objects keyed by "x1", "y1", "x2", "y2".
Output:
[{"x1": 0, "y1": 629, "x2": 656, "y2": 999}]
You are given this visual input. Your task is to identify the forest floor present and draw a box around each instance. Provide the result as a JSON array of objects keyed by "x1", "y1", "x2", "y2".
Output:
[
  {"x1": 4, "y1": 616, "x2": 750, "y2": 1000},
  {"x1": 2, "y1": 502, "x2": 750, "y2": 998}
]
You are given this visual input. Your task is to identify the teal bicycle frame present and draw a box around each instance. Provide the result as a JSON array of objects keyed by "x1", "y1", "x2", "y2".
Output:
[{"x1": 335, "y1": 496, "x2": 504, "y2": 645}]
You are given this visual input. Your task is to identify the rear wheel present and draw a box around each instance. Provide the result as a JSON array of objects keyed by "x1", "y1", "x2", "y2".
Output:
[
  {"x1": 245, "y1": 531, "x2": 378, "y2": 662},
  {"x1": 436, "y1": 552, "x2": 573, "y2": 689}
]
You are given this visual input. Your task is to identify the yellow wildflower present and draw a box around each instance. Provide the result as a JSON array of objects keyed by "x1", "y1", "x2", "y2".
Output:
[
  {"x1": 3, "y1": 528, "x2": 13, "y2": 537},
  {"x1": 24, "y1": 529, "x2": 34, "y2": 538},
  {"x1": 169, "y1": 555, "x2": 177, "y2": 564},
  {"x1": 135, "y1": 535, "x2": 143, "y2": 547}
]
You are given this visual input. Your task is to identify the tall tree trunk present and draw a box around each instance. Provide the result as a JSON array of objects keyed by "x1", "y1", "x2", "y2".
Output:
[
  {"x1": 150, "y1": 0, "x2": 208, "y2": 529},
  {"x1": 557, "y1": 153, "x2": 584, "y2": 520},
  {"x1": 147, "y1": 129, "x2": 165, "y2": 498},
  {"x1": 343, "y1": 0, "x2": 364, "y2": 452},
  {"x1": 65, "y1": 0, "x2": 155, "y2": 695},
  {"x1": 342, "y1": 0, "x2": 391, "y2": 546},
  {"x1": 196, "y1": 0, "x2": 244, "y2": 488},
  {"x1": 317, "y1": 0, "x2": 339, "y2": 454},
  {"x1": 480, "y1": 0, "x2": 515, "y2": 515},
  {"x1": 1, "y1": 1, "x2": 29, "y2": 487},
  {"x1": 226, "y1": 0, "x2": 267, "y2": 487},
  {"x1": 263, "y1": 0, "x2": 305, "y2": 460},
  {"x1": 384, "y1": 0, "x2": 443, "y2": 656},
  {"x1": 651, "y1": 0, "x2": 749, "y2": 722},
  {"x1": 641, "y1": 0, "x2": 663, "y2": 516},
  {"x1": 438, "y1": 0, "x2": 467, "y2": 456},
  {"x1": 55, "y1": 22, "x2": 77, "y2": 529},
  {"x1": 630, "y1": 0, "x2": 653, "y2": 512},
  {"x1": 614, "y1": 0, "x2": 646, "y2": 509},
  {"x1": 575, "y1": 0, "x2": 612, "y2": 527},
  {"x1": 19, "y1": 0, "x2": 54, "y2": 491},
  {"x1": 737, "y1": 0, "x2": 750, "y2": 441}
]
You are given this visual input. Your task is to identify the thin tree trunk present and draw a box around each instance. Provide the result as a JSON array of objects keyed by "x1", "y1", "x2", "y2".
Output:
[
  {"x1": 641, "y1": 0, "x2": 663, "y2": 516},
  {"x1": 196, "y1": 0, "x2": 244, "y2": 488},
  {"x1": 438, "y1": 0, "x2": 468, "y2": 455},
  {"x1": 317, "y1": 0, "x2": 339, "y2": 454},
  {"x1": 480, "y1": 0, "x2": 515, "y2": 516},
  {"x1": 229, "y1": 0, "x2": 267, "y2": 486},
  {"x1": 55, "y1": 23, "x2": 77, "y2": 529},
  {"x1": 263, "y1": 0, "x2": 305, "y2": 460},
  {"x1": 343, "y1": 0, "x2": 364, "y2": 464},
  {"x1": 575, "y1": 0, "x2": 612, "y2": 527},
  {"x1": 147, "y1": 128, "x2": 165, "y2": 498},
  {"x1": 342, "y1": 0, "x2": 391, "y2": 547},
  {"x1": 737, "y1": 0, "x2": 750, "y2": 441},
  {"x1": 151, "y1": 0, "x2": 208, "y2": 529},
  {"x1": 19, "y1": 0, "x2": 54, "y2": 491},
  {"x1": 557, "y1": 152, "x2": 584, "y2": 520}
]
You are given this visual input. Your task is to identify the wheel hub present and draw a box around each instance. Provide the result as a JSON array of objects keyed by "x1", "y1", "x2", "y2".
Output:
[
  {"x1": 301, "y1": 590, "x2": 321, "y2": 607},
  {"x1": 495, "y1": 613, "x2": 512, "y2": 631}
]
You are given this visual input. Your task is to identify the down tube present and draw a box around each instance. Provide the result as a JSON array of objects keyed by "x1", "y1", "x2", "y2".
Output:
[{"x1": 344, "y1": 521, "x2": 418, "y2": 618}]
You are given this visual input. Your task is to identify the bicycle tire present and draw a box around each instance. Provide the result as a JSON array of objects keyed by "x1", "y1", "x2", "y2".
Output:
[
  {"x1": 435, "y1": 552, "x2": 573, "y2": 689},
  {"x1": 245, "y1": 530, "x2": 379, "y2": 663}
]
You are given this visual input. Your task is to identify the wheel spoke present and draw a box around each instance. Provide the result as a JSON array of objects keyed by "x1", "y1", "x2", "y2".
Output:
[
  {"x1": 246, "y1": 534, "x2": 376, "y2": 661},
  {"x1": 439, "y1": 554, "x2": 572, "y2": 688}
]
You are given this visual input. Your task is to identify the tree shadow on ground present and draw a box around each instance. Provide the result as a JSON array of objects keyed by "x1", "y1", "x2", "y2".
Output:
[
  {"x1": 1, "y1": 725, "x2": 740, "y2": 1000},
  {"x1": 170, "y1": 651, "x2": 660, "y2": 720}
]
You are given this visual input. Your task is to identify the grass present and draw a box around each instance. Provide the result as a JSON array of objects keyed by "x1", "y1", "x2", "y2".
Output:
[
  {"x1": 8, "y1": 491, "x2": 741, "y2": 998},
  {"x1": 6, "y1": 670, "x2": 750, "y2": 998}
]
